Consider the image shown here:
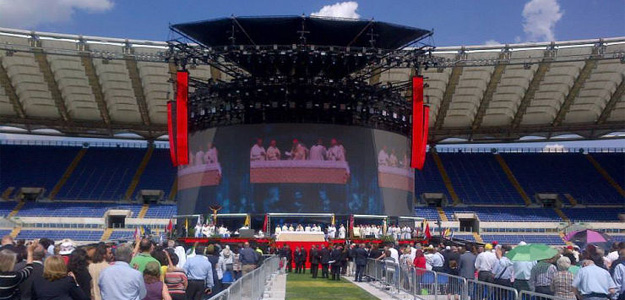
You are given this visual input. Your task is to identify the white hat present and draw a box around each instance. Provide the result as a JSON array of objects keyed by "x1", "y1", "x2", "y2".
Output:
[
  {"x1": 59, "y1": 239, "x2": 75, "y2": 255},
  {"x1": 518, "y1": 241, "x2": 527, "y2": 246},
  {"x1": 445, "y1": 246, "x2": 451, "y2": 250}
]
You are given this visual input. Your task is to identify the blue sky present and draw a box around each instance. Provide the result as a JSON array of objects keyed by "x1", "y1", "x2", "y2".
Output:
[{"x1": 0, "y1": 0, "x2": 623, "y2": 46}]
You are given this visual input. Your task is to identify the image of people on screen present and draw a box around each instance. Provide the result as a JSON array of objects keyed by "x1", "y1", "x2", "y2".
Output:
[{"x1": 249, "y1": 138, "x2": 346, "y2": 162}]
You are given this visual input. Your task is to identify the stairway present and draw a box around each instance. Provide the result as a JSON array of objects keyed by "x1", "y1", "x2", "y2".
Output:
[
  {"x1": 437, "y1": 207, "x2": 449, "y2": 222},
  {"x1": 168, "y1": 178, "x2": 178, "y2": 201},
  {"x1": 494, "y1": 154, "x2": 532, "y2": 205},
  {"x1": 1, "y1": 187, "x2": 15, "y2": 200},
  {"x1": 563, "y1": 194, "x2": 578, "y2": 206},
  {"x1": 49, "y1": 148, "x2": 87, "y2": 200},
  {"x1": 124, "y1": 147, "x2": 154, "y2": 200},
  {"x1": 431, "y1": 151, "x2": 460, "y2": 205},
  {"x1": 472, "y1": 232, "x2": 483, "y2": 243},
  {"x1": 100, "y1": 228, "x2": 113, "y2": 241},
  {"x1": 9, "y1": 227, "x2": 21, "y2": 239},
  {"x1": 8, "y1": 201, "x2": 24, "y2": 218},
  {"x1": 553, "y1": 208, "x2": 570, "y2": 223},
  {"x1": 585, "y1": 154, "x2": 625, "y2": 197},
  {"x1": 137, "y1": 204, "x2": 149, "y2": 219}
]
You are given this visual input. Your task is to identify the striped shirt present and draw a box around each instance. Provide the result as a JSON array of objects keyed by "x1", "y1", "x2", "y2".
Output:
[
  {"x1": 165, "y1": 268, "x2": 188, "y2": 295},
  {"x1": 0, "y1": 264, "x2": 33, "y2": 300},
  {"x1": 530, "y1": 261, "x2": 557, "y2": 289},
  {"x1": 551, "y1": 271, "x2": 575, "y2": 300}
]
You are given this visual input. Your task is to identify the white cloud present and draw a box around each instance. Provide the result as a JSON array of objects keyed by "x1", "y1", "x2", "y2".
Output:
[
  {"x1": 522, "y1": 0, "x2": 563, "y2": 42},
  {"x1": 484, "y1": 39, "x2": 502, "y2": 46},
  {"x1": 312, "y1": 1, "x2": 360, "y2": 19},
  {"x1": 0, "y1": 0, "x2": 114, "y2": 29}
]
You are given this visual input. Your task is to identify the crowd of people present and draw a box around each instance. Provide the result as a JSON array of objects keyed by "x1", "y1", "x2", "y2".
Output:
[
  {"x1": 0, "y1": 235, "x2": 264, "y2": 300},
  {"x1": 250, "y1": 138, "x2": 346, "y2": 162},
  {"x1": 377, "y1": 146, "x2": 410, "y2": 169}
]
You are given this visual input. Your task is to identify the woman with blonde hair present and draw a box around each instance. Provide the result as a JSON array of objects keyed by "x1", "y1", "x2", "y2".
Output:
[
  {"x1": 32, "y1": 255, "x2": 89, "y2": 299},
  {"x1": 0, "y1": 241, "x2": 37, "y2": 299}
]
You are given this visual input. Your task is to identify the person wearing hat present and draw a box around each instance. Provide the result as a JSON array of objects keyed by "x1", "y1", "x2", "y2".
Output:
[
  {"x1": 58, "y1": 239, "x2": 75, "y2": 265},
  {"x1": 474, "y1": 244, "x2": 497, "y2": 283}
]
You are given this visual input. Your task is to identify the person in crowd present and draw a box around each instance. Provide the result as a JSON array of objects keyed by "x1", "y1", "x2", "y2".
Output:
[
  {"x1": 15, "y1": 244, "x2": 45, "y2": 300},
  {"x1": 205, "y1": 245, "x2": 222, "y2": 295},
  {"x1": 282, "y1": 245, "x2": 293, "y2": 273},
  {"x1": 266, "y1": 140, "x2": 281, "y2": 161},
  {"x1": 320, "y1": 245, "x2": 330, "y2": 279},
  {"x1": 444, "y1": 246, "x2": 460, "y2": 275},
  {"x1": 582, "y1": 244, "x2": 606, "y2": 269},
  {"x1": 183, "y1": 245, "x2": 213, "y2": 300},
  {"x1": 88, "y1": 244, "x2": 109, "y2": 300},
  {"x1": 310, "y1": 245, "x2": 320, "y2": 279},
  {"x1": 239, "y1": 242, "x2": 258, "y2": 275},
  {"x1": 67, "y1": 248, "x2": 92, "y2": 298},
  {"x1": 0, "y1": 235, "x2": 16, "y2": 253},
  {"x1": 572, "y1": 260, "x2": 617, "y2": 300},
  {"x1": 166, "y1": 241, "x2": 186, "y2": 269},
  {"x1": 59, "y1": 240, "x2": 76, "y2": 265},
  {"x1": 300, "y1": 246, "x2": 308, "y2": 275},
  {"x1": 99, "y1": 243, "x2": 146, "y2": 300},
  {"x1": 150, "y1": 248, "x2": 169, "y2": 281},
  {"x1": 377, "y1": 146, "x2": 389, "y2": 166},
  {"x1": 530, "y1": 256, "x2": 558, "y2": 295},
  {"x1": 131, "y1": 239, "x2": 160, "y2": 273},
  {"x1": 563, "y1": 245, "x2": 578, "y2": 266},
  {"x1": 293, "y1": 247, "x2": 303, "y2": 274},
  {"x1": 354, "y1": 244, "x2": 368, "y2": 282},
  {"x1": 426, "y1": 246, "x2": 444, "y2": 272},
  {"x1": 32, "y1": 255, "x2": 89, "y2": 300},
  {"x1": 457, "y1": 246, "x2": 476, "y2": 280},
  {"x1": 142, "y1": 261, "x2": 171, "y2": 300},
  {"x1": 328, "y1": 139, "x2": 345, "y2": 161},
  {"x1": 475, "y1": 244, "x2": 497, "y2": 283},
  {"x1": 250, "y1": 138, "x2": 266, "y2": 161},
  {"x1": 163, "y1": 251, "x2": 187, "y2": 300},
  {"x1": 551, "y1": 256, "x2": 576, "y2": 300},
  {"x1": 232, "y1": 248, "x2": 242, "y2": 280},
  {"x1": 512, "y1": 242, "x2": 536, "y2": 292},
  {"x1": 329, "y1": 245, "x2": 342, "y2": 281},
  {"x1": 0, "y1": 241, "x2": 36, "y2": 299},
  {"x1": 613, "y1": 249, "x2": 625, "y2": 300},
  {"x1": 338, "y1": 225, "x2": 346, "y2": 239},
  {"x1": 492, "y1": 245, "x2": 514, "y2": 287},
  {"x1": 610, "y1": 243, "x2": 625, "y2": 276},
  {"x1": 339, "y1": 245, "x2": 349, "y2": 275},
  {"x1": 218, "y1": 246, "x2": 234, "y2": 287},
  {"x1": 413, "y1": 249, "x2": 427, "y2": 271}
]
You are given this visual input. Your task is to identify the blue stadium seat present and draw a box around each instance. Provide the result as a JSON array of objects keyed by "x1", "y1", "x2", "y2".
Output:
[
  {"x1": 561, "y1": 207, "x2": 624, "y2": 222},
  {"x1": 134, "y1": 149, "x2": 177, "y2": 199},
  {"x1": 17, "y1": 202, "x2": 142, "y2": 218},
  {"x1": 0, "y1": 202, "x2": 17, "y2": 217},
  {"x1": 17, "y1": 230, "x2": 103, "y2": 241},
  {"x1": 144, "y1": 205, "x2": 177, "y2": 219},
  {"x1": 414, "y1": 153, "x2": 450, "y2": 200},
  {"x1": 446, "y1": 207, "x2": 561, "y2": 222},
  {"x1": 481, "y1": 234, "x2": 564, "y2": 245},
  {"x1": 592, "y1": 153, "x2": 625, "y2": 188}
]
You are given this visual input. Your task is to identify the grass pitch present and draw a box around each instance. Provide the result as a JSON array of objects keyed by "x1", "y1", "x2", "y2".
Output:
[{"x1": 285, "y1": 272, "x2": 379, "y2": 300}]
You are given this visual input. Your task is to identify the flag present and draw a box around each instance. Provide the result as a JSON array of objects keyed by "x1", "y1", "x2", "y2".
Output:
[
  {"x1": 331, "y1": 215, "x2": 335, "y2": 226},
  {"x1": 140, "y1": 226, "x2": 145, "y2": 236},
  {"x1": 262, "y1": 214, "x2": 268, "y2": 232},
  {"x1": 143, "y1": 226, "x2": 152, "y2": 235},
  {"x1": 425, "y1": 220, "x2": 432, "y2": 240},
  {"x1": 185, "y1": 218, "x2": 189, "y2": 235},
  {"x1": 382, "y1": 218, "x2": 388, "y2": 236},
  {"x1": 133, "y1": 227, "x2": 140, "y2": 239},
  {"x1": 167, "y1": 219, "x2": 173, "y2": 233},
  {"x1": 197, "y1": 215, "x2": 202, "y2": 227},
  {"x1": 244, "y1": 214, "x2": 251, "y2": 227},
  {"x1": 443, "y1": 228, "x2": 451, "y2": 238}
]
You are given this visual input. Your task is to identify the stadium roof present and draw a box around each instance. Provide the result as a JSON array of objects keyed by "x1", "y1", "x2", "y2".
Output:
[
  {"x1": 0, "y1": 27, "x2": 623, "y2": 143},
  {"x1": 171, "y1": 16, "x2": 431, "y2": 49}
]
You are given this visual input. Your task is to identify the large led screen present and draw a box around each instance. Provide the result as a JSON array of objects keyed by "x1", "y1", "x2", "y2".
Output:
[{"x1": 177, "y1": 124, "x2": 414, "y2": 216}]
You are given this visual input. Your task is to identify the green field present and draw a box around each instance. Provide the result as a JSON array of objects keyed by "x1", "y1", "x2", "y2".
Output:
[{"x1": 285, "y1": 272, "x2": 379, "y2": 300}]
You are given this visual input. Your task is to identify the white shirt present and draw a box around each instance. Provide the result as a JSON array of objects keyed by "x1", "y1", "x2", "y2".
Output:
[
  {"x1": 388, "y1": 248, "x2": 399, "y2": 263},
  {"x1": 195, "y1": 150, "x2": 205, "y2": 165},
  {"x1": 309, "y1": 145, "x2": 327, "y2": 160},
  {"x1": 338, "y1": 226, "x2": 346, "y2": 239},
  {"x1": 266, "y1": 146, "x2": 280, "y2": 161},
  {"x1": 475, "y1": 251, "x2": 498, "y2": 272},
  {"x1": 204, "y1": 148, "x2": 218, "y2": 164},
  {"x1": 250, "y1": 144, "x2": 266, "y2": 161},
  {"x1": 378, "y1": 150, "x2": 389, "y2": 165},
  {"x1": 328, "y1": 145, "x2": 345, "y2": 161}
]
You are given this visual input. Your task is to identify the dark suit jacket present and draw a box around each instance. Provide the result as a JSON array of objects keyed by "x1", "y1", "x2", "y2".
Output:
[
  {"x1": 14, "y1": 260, "x2": 44, "y2": 300},
  {"x1": 355, "y1": 247, "x2": 368, "y2": 266},
  {"x1": 31, "y1": 276, "x2": 89, "y2": 300},
  {"x1": 330, "y1": 249, "x2": 342, "y2": 266},
  {"x1": 320, "y1": 248, "x2": 330, "y2": 264}
]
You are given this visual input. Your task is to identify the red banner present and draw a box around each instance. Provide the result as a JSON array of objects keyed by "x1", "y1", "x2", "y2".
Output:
[
  {"x1": 415, "y1": 106, "x2": 430, "y2": 169},
  {"x1": 411, "y1": 76, "x2": 424, "y2": 169},
  {"x1": 167, "y1": 101, "x2": 177, "y2": 166},
  {"x1": 176, "y1": 71, "x2": 189, "y2": 165}
]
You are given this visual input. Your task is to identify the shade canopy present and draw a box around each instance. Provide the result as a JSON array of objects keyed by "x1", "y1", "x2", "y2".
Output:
[
  {"x1": 505, "y1": 243, "x2": 559, "y2": 261},
  {"x1": 171, "y1": 16, "x2": 431, "y2": 49}
]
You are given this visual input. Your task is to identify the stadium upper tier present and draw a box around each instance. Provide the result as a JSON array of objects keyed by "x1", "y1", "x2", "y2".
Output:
[{"x1": 0, "y1": 27, "x2": 623, "y2": 142}]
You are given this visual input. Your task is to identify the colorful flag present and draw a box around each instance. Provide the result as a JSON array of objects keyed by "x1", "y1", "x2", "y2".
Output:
[
  {"x1": 244, "y1": 214, "x2": 251, "y2": 227},
  {"x1": 185, "y1": 218, "x2": 189, "y2": 235},
  {"x1": 425, "y1": 221, "x2": 432, "y2": 240},
  {"x1": 166, "y1": 219, "x2": 173, "y2": 233},
  {"x1": 262, "y1": 214, "x2": 268, "y2": 232},
  {"x1": 133, "y1": 227, "x2": 140, "y2": 239},
  {"x1": 331, "y1": 215, "x2": 335, "y2": 226}
]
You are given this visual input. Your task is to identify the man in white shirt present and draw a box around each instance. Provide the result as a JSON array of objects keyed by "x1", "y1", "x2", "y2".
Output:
[
  {"x1": 378, "y1": 146, "x2": 389, "y2": 166},
  {"x1": 204, "y1": 143, "x2": 218, "y2": 164},
  {"x1": 338, "y1": 224, "x2": 346, "y2": 239},
  {"x1": 195, "y1": 149, "x2": 205, "y2": 165},
  {"x1": 327, "y1": 226, "x2": 336, "y2": 239},
  {"x1": 304, "y1": 225, "x2": 311, "y2": 232},
  {"x1": 475, "y1": 244, "x2": 498, "y2": 282},
  {"x1": 250, "y1": 138, "x2": 266, "y2": 161},
  {"x1": 266, "y1": 140, "x2": 281, "y2": 161},
  {"x1": 309, "y1": 139, "x2": 327, "y2": 161},
  {"x1": 194, "y1": 222, "x2": 202, "y2": 238},
  {"x1": 327, "y1": 139, "x2": 346, "y2": 161}
]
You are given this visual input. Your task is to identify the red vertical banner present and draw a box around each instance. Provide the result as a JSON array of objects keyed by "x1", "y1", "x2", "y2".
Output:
[
  {"x1": 416, "y1": 106, "x2": 430, "y2": 169},
  {"x1": 167, "y1": 101, "x2": 178, "y2": 166},
  {"x1": 411, "y1": 76, "x2": 424, "y2": 169},
  {"x1": 176, "y1": 71, "x2": 189, "y2": 165}
]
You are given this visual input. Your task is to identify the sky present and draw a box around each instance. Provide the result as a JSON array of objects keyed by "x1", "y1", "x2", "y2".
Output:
[{"x1": 0, "y1": 0, "x2": 623, "y2": 46}]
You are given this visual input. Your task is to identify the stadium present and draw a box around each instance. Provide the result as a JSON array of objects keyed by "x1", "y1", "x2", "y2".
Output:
[{"x1": 0, "y1": 10, "x2": 624, "y2": 300}]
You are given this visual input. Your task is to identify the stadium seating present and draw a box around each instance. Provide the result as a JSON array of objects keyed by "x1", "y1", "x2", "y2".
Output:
[
  {"x1": 0, "y1": 202, "x2": 17, "y2": 217},
  {"x1": 414, "y1": 206, "x2": 442, "y2": 221},
  {"x1": 561, "y1": 207, "x2": 625, "y2": 222},
  {"x1": 439, "y1": 153, "x2": 523, "y2": 205},
  {"x1": 592, "y1": 153, "x2": 625, "y2": 188},
  {"x1": 414, "y1": 153, "x2": 451, "y2": 200},
  {"x1": 109, "y1": 230, "x2": 135, "y2": 240},
  {"x1": 501, "y1": 153, "x2": 623, "y2": 205},
  {"x1": 144, "y1": 205, "x2": 177, "y2": 219},
  {"x1": 55, "y1": 147, "x2": 145, "y2": 200},
  {"x1": 17, "y1": 202, "x2": 143, "y2": 218},
  {"x1": 0, "y1": 144, "x2": 80, "y2": 198},
  {"x1": 134, "y1": 149, "x2": 177, "y2": 199},
  {"x1": 446, "y1": 207, "x2": 562, "y2": 222},
  {"x1": 481, "y1": 234, "x2": 565, "y2": 245},
  {"x1": 17, "y1": 229, "x2": 103, "y2": 241}
]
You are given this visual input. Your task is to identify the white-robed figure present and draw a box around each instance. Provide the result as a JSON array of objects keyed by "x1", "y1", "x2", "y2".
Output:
[
  {"x1": 288, "y1": 224, "x2": 294, "y2": 232},
  {"x1": 282, "y1": 224, "x2": 288, "y2": 232},
  {"x1": 328, "y1": 138, "x2": 346, "y2": 161},
  {"x1": 338, "y1": 224, "x2": 346, "y2": 239},
  {"x1": 304, "y1": 224, "x2": 311, "y2": 232},
  {"x1": 296, "y1": 224, "x2": 304, "y2": 232},
  {"x1": 309, "y1": 139, "x2": 327, "y2": 161},
  {"x1": 201, "y1": 223, "x2": 210, "y2": 237},
  {"x1": 194, "y1": 222, "x2": 202, "y2": 238},
  {"x1": 316, "y1": 225, "x2": 322, "y2": 232},
  {"x1": 250, "y1": 138, "x2": 266, "y2": 161},
  {"x1": 266, "y1": 140, "x2": 281, "y2": 161},
  {"x1": 204, "y1": 143, "x2": 219, "y2": 164},
  {"x1": 195, "y1": 149, "x2": 205, "y2": 165},
  {"x1": 327, "y1": 225, "x2": 337, "y2": 239},
  {"x1": 378, "y1": 146, "x2": 389, "y2": 166},
  {"x1": 275, "y1": 225, "x2": 282, "y2": 235}
]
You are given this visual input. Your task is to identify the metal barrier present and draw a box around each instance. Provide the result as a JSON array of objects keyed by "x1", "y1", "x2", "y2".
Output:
[
  {"x1": 209, "y1": 255, "x2": 280, "y2": 300},
  {"x1": 467, "y1": 278, "x2": 518, "y2": 300},
  {"x1": 519, "y1": 290, "x2": 569, "y2": 300}
]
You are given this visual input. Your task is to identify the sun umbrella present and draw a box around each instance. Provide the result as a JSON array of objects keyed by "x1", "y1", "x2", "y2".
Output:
[
  {"x1": 565, "y1": 229, "x2": 611, "y2": 246},
  {"x1": 505, "y1": 243, "x2": 558, "y2": 261}
]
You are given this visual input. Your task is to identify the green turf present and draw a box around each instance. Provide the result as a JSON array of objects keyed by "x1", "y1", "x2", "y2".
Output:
[{"x1": 285, "y1": 272, "x2": 379, "y2": 300}]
